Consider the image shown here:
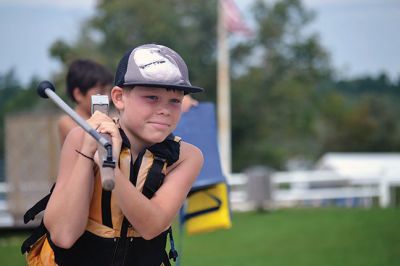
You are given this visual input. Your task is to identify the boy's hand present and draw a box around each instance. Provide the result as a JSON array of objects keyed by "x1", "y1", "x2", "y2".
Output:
[
  {"x1": 82, "y1": 111, "x2": 121, "y2": 159},
  {"x1": 96, "y1": 117, "x2": 122, "y2": 163}
]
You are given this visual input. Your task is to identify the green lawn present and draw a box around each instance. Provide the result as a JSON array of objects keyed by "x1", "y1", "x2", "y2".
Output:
[
  {"x1": 1, "y1": 208, "x2": 400, "y2": 266},
  {"x1": 179, "y1": 208, "x2": 400, "y2": 266},
  {"x1": 0, "y1": 232, "x2": 27, "y2": 266}
]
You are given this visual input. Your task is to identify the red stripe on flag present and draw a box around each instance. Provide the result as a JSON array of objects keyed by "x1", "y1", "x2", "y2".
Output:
[{"x1": 221, "y1": 0, "x2": 253, "y2": 36}]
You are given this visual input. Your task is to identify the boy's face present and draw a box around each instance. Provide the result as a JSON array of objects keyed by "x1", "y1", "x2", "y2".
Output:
[
  {"x1": 117, "y1": 86, "x2": 184, "y2": 145},
  {"x1": 75, "y1": 84, "x2": 112, "y2": 117}
]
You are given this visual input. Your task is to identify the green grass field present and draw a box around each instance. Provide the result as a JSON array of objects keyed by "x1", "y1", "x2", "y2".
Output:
[{"x1": 1, "y1": 208, "x2": 399, "y2": 266}]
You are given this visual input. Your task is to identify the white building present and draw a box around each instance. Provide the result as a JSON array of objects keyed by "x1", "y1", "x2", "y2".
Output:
[{"x1": 315, "y1": 152, "x2": 400, "y2": 207}]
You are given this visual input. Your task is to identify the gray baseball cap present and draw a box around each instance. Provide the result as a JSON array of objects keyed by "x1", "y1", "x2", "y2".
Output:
[{"x1": 114, "y1": 44, "x2": 203, "y2": 94}]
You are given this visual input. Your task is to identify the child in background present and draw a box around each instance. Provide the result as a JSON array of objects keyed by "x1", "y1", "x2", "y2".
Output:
[
  {"x1": 57, "y1": 59, "x2": 113, "y2": 144},
  {"x1": 182, "y1": 94, "x2": 199, "y2": 112}
]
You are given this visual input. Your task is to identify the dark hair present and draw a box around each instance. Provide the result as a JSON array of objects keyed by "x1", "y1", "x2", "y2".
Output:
[{"x1": 66, "y1": 59, "x2": 113, "y2": 102}]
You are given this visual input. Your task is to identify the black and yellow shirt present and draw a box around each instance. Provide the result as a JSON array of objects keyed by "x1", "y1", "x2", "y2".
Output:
[{"x1": 48, "y1": 130, "x2": 181, "y2": 266}]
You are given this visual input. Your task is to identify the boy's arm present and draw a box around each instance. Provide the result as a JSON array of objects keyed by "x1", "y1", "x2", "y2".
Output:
[
  {"x1": 44, "y1": 127, "x2": 96, "y2": 248},
  {"x1": 57, "y1": 115, "x2": 77, "y2": 145},
  {"x1": 114, "y1": 141, "x2": 203, "y2": 240},
  {"x1": 46, "y1": 111, "x2": 120, "y2": 248}
]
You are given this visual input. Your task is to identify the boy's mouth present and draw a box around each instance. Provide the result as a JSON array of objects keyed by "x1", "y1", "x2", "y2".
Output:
[{"x1": 148, "y1": 121, "x2": 170, "y2": 129}]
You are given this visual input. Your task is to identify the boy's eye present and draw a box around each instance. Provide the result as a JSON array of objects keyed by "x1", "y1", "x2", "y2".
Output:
[
  {"x1": 170, "y1": 99, "x2": 182, "y2": 104},
  {"x1": 145, "y1": 96, "x2": 158, "y2": 101}
]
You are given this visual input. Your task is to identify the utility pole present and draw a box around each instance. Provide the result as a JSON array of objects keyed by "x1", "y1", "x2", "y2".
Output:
[{"x1": 217, "y1": 0, "x2": 232, "y2": 175}]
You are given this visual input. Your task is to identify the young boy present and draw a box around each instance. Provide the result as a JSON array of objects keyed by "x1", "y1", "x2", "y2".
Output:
[
  {"x1": 43, "y1": 44, "x2": 204, "y2": 265},
  {"x1": 57, "y1": 59, "x2": 113, "y2": 144}
]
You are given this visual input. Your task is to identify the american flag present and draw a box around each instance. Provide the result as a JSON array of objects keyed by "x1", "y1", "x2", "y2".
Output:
[{"x1": 221, "y1": 0, "x2": 253, "y2": 36}]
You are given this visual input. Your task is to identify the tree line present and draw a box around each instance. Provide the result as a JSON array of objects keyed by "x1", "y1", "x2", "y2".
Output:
[{"x1": 1, "y1": 0, "x2": 400, "y2": 172}]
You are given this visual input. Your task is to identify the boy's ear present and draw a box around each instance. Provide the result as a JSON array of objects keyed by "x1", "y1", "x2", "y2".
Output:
[
  {"x1": 111, "y1": 86, "x2": 124, "y2": 110},
  {"x1": 72, "y1": 87, "x2": 83, "y2": 103}
]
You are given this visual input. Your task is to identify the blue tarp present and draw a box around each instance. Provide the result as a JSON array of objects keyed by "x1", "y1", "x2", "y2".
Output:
[{"x1": 174, "y1": 102, "x2": 226, "y2": 191}]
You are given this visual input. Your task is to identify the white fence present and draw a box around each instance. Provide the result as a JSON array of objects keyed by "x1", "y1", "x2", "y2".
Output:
[
  {"x1": 228, "y1": 170, "x2": 400, "y2": 211},
  {"x1": 0, "y1": 182, "x2": 13, "y2": 226},
  {"x1": 0, "y1": 182, "x2": 8, "y2": 210}
]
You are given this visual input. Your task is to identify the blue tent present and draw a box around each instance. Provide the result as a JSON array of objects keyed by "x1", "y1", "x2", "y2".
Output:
[
  {"x1": 174, "y1": 102, "x2": 227, "y2": 191},
  {"x1": 174, "y1": 102, "x2": 231, "y2": 238}
]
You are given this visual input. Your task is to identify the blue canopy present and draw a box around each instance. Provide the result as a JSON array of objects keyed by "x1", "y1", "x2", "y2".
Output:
[{"x1": 174, "y1": 102, "x2": 226, "y2": 191}]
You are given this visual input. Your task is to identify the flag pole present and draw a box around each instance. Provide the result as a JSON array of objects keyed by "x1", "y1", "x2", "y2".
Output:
[{"x1": 217, "y1": 0, "x2": 232, "y2": 175}]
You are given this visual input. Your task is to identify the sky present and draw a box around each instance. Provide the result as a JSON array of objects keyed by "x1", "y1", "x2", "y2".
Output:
[
  {"x1": 303, "y1": 0, "x2": 400, "y2": 81},
  {"x1": 0, "y1": 0, "x2": 399, "y2": 85}
]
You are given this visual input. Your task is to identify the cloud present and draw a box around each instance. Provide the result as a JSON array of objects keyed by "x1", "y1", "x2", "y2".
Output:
[{"x1": 303, "y1": 0, "x2": 366, "y2": 7}]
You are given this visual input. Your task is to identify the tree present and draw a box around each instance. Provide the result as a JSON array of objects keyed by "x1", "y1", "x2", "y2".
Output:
[
  {"x1": 0, "y1": 71, "x2": 45, "y2": 160},
  {"x1": 317, "y1": 76, "x2": 400, "y2": 153},
  {"x1": 47, "y1": 0, "x2": 337, "y2": 170},
  {"x1": 3, "y1": 0, "x2": 397, "y2": 174},
  {"x1": 0, "y1": 70, "x2": 22, "y2": 160},
  {"x1": 45, "y1": 0, "x2": 400, "y2": 172},
  {"x1": 231, "y1": 0, "x2": 332, "y2": 170},
  {"x1": 50, "y1": 0, "x2": 219, "y2": 102}
]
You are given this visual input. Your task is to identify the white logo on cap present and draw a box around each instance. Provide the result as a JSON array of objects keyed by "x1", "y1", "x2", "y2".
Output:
[{"x1": 134, "y1": 47, "x2": 182, "y2": 83}]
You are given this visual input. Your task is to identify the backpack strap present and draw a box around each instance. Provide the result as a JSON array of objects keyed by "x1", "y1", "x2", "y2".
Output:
[
  {"x1": 140, "y1": 154, "x2": 179, "y2": 263},
  {"x1": 142, "y1": 156, "x2": 166, "y2": 198},
  {"x1": 23, "y1": 184, "x2": 55, "y2": 224},
  {"x1": 148, "y1": 134, "x2": 180, "y2": 166},
  {"x1": 143, "y1": 133, "x2": 181, "y2": 198},
  {"x1": 21, "y1": 221, "x2": 47, "y2": 254},
  {"x1": 168, "y1": 226, "x2": 178, "y2": 262},
  {"x1": 142, "y1": 134, "x2": 181, "y2": 263},
  {"x1": 21, "y1": 184, "x2": 55, "y2": 254}
]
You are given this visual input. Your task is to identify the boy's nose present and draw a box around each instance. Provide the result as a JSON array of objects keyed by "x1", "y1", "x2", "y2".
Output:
[{"x1": 157, "y1": 103, "x2": 171, "y2": 115}]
